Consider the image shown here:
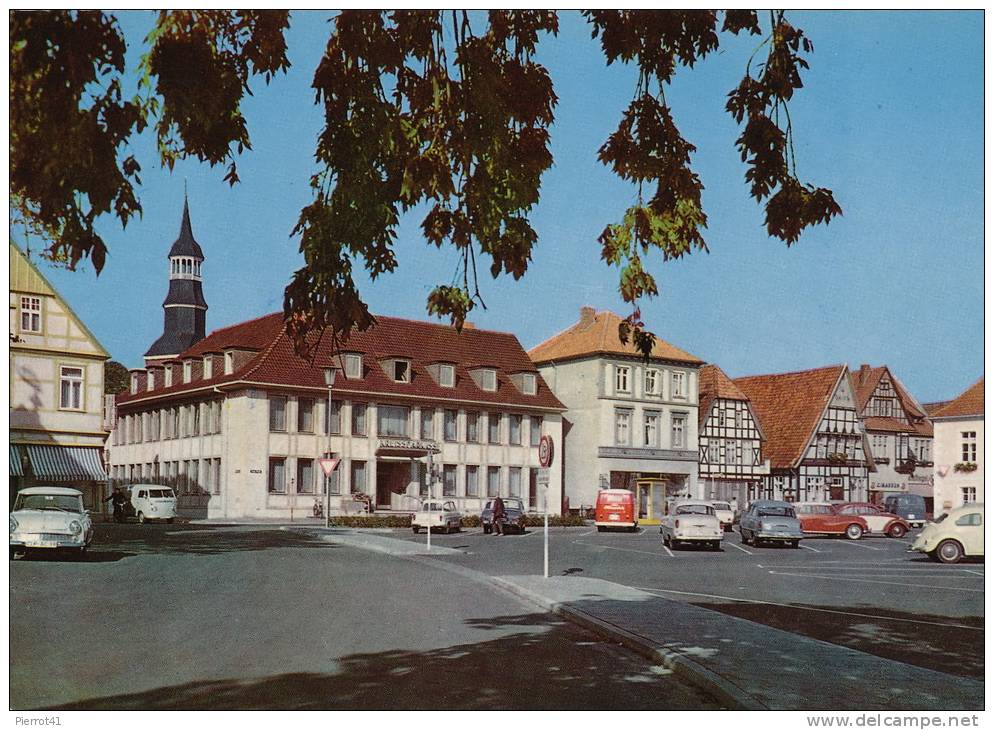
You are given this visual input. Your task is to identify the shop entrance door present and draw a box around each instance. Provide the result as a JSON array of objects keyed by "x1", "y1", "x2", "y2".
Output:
[{"x1": 636, "y1": 479, "x2": 668, "y2": 525}]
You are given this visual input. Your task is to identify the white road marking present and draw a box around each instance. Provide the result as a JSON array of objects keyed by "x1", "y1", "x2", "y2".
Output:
[
  {"x1": 517, "y1": 529, "x2": 538, "y2": 538},
  {"x1": 662, "y1": 544, "x2": 674, "y2": 558},
  {"x1": 725, "y1": 542, "x2": 753, "y2": 555},
  {"x1": 835, "y1": 540, "x2": 882, "y2": 550},
  {"x1": 767, "y1": 571, "x2": 984, "y2": 592},
  {"x1": 637, "y1": 527, "x2": 646, "y2": 535},
  {"x1": 963, "y1": 569, "x2": 985, "y2": 576},
  {"x1": 631, "y1": 586, "x2": 984, "y2": 631},
  {"x1": 573, "y1": 540, "x2": 672, "y2": 559},
  {"x1": 799, "y1": 544, "x2": 821, "y2": 553},
  {"x1": 577, "y1": 529, "x2": 597, "y2": 537}
]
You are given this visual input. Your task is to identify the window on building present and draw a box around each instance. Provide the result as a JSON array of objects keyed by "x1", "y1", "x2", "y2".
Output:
[
  {"x1": 467, "y1": 412, "x2": 480, "y2": 442},
  {"x1": 203, "y1": 356, "x2": 213, "y2": 379},
  {"x1": 671, "y1": 413, "x2": 687, "y2": 449},
  {"x1": 212, "y1": 459, "x2": 222, "y2": 495},
  {"x1": 147, "y1": 372, "x2": 155, "y2": 391},
  {"x1": 442, "y1": 464, "x2": 457, "y2": 496},
  {"x1": 192, "y1": 403, "x2": 201, "y2": 436},
  {"x1": 268, "y1": 458, "x2": 287, "y2": 494},
  {"x1": 644, "y1": 369, "x2": 659, "y2": 396},
  {"x1": 59, "y1": 366, "x2": 84, "y2": 410},
  {"x1": 326, "y1": 400, "x2": 341, "y2": 435},
  {"x1": 509, "y1": 467, "x2": 522, "y2": 497},
  {"x1": 20, "y1": 296, "x2": 41, "y2": 333},
  {"x1": 487, "y1": 466, "x2": 501, "y2": 497},
  {"x1": 164, "y1": 366, "x2": 173, "y2": 387},
  {"x1": 378, "y1": 405, "x2": 410, "y2": 437},
  {"x1": 509, "y1": 414, "x2": 522, "y2": 445},
  {"x1": 183, "y1": 361, "x2": 192, "y2": 383},
  {"x1": 961, "y1": 486, "x2": 976, "y2": 504},
  {"x1": 444, "y1": 410, "x2": 458, "y2": 442},
  {"x1": 189, "y1": 460, "x2": 199, "y2": 492},
  {"x1": 352, "y1": 403, "x2": 367, "y2": 436},
  {"x1": 615, "y1": 365, "x2": 630, "y2": 394},
  {"x1": 614, "y1": 409, "x2": 632, "y2": 446},
  {"x1": 269, "y1": 396, "x2": 287, "y2": 432},
  {"x1": 298, "y1": 398, "x2": 314, "y2": 432},
  {"x1": 488, "y1": 413, "x2": 502, "y2": 444},
  {"x1": 466, "y1": 465, "x2": 480, "y2": 497},
  {"x1": 393, "y1": 360, "x2": 411, "y2": 383},
  {"x1": 351, "y1": 460, "x2": 367, "y2": 493},
  {"x1": 521, "y1": 373, "x2": 537, "y2": 396},
  {"x1": 708, "y1": 440, "x2": 721, "y2": 463},
  {"x1": 480, "y1": 369, "x2": 497, "y2": 392},
  {"x1": 420, "y1": 408, "x2": 434, "y2": 440},
  {"x1": 735, "y1": 408, "x2": 743, "y2": 429},
  {"x1": 224, "y1": 352, "x2": 234, "y2": 375},
  {"x1": 725, "y1": 440, "x2": 735, "y2": 465},
  {"x1": 530, "y1": 416, "x2": 542, "y2": 447},
  {"x1": 717, "y1": 408, "x2": 726, "y2": 428},
  {"x1": 343, "y1": 353, "x2": 363, "y2": 379},
  {"x1": 297, "y1": 458, "x2": 315, "y2": 494},
  {"x1": 672, "y1": 371, "x2": 686, "y2": 399},
  {"x1": 644, "y1": 411, "x2": 659, "y2": 448},
  {"x1": 736, "y1": 442, "x2": 743, "y2": 465},
  {"x1": 961, "y1": 431, "x2": 977, "y2": 463},
  {"x1": 439, "y1": 364, "x2": 455, "y2": 388}
]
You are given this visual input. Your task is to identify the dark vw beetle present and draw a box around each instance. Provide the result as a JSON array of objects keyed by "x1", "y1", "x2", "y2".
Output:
[{"x1": 481, "y1": 497, "x2": 527, "y2": 534}]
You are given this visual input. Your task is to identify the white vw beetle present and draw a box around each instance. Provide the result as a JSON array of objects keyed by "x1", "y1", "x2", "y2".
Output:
[
  {"x1": 911, "y1": 503, "x2": 984, "y2": 564},
  {"x1": 660, "y1": 499, "x2": 723, "y2": 551},
  {"x1": 10, "y1": 486, "x2": 94, "y2": 559},
  {"x1": 411, "y1": 499, "x2": 462, "y2": 534}
]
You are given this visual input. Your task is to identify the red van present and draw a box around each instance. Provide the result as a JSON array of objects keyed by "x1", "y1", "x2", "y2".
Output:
[{"x1": 595, "y1": 489, "x2": 637, "y2": 532}]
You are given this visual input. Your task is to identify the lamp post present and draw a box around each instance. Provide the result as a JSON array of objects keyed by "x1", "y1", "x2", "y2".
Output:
[{"x1": 323, "y1": 365, "x2": 338, "y2": 529}]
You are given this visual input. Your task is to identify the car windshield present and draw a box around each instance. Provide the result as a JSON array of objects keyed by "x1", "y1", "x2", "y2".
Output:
[
  {"x1": 676, "y1": 504, "x2": 713, "y2": 516},
  {"x1": 712, "y1": 502, "x2": 731, "y2": 511},
  {"x1": 503, "y1": 499, "x2": 523, "y2": 511},
  {"x1": 149, "y1": 489, "x2": 174, "y2": 498},
  {"x1": 757, "y1": 506, "x2": 795, "y2": 518},
  {"x1": 14, "y1": 494, "x2": 83, "y2": 513}
]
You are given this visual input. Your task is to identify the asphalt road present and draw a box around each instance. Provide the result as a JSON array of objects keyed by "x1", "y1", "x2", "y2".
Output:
[
  {"x1": 9, "y1": 523, "x2": 720, "y2": 711},
  {"x1": 382, "y1": 524, "x2": 986, "y2": 680}
]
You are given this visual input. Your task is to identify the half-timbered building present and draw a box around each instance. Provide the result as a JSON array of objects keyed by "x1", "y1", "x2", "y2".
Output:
[
  {"x1": 697, "y1": 365, "x2": 770, "y2": 505},
  {"x1": 734, "y1": 365, "x2": 875, "y2": 503},
  {"x1": 851, "y1": 364, "x2": 934, "y2": 506}
]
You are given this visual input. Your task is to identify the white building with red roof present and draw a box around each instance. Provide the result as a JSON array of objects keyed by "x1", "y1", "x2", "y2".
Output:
[
  {"x1": 529, "y1": 307, "x2": 704, "y2": 521},
  {"x1": 930, "y1": 377, "x2": 984, "y2": 513},
  {"x1": 109, "y1": 312, "x2": 566, "y2": 519}
]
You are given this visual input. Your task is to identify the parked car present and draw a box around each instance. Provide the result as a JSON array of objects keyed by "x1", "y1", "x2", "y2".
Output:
[
  {"x1": 412, "y1": 500, "x2": 462, "y2": 534},
  {"x1": 739, "y1": 500, "x2": 804, "y2": 547},
  {"x1": 883, "y1": 493, "x2": 930, "y2": 528},
  {"x1": 10, "y1": 486, "x2": 94, "y2": 559},
  {"x1": 910, "y1": 503, "x2": 984, "y2": 564},
  {"x1": 481, "y1": 498, "x2": 527, "y2": 534},
  {"x1": 595, "y1": 489, "x2": 637, "y2": 532},
  {"x1": 710, "y1": 501, "x2": 735, "y2": 532},
  {"x1": 660, "y1": 500, "x2": 723, "y2": 551},
  {"x1": 124, "y1": 484, "x2": 178, "y2": 524},
  {"x1": 836, "y1": 502, "x2": 910, "y2": 538},
  {"x1": 794, "y1": 502, "x2": 868, "y2": 540}
]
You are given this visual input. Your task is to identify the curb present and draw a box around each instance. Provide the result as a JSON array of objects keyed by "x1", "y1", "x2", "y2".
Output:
[{"x1": 490, "y1": 576, "x2": 767, "y2": 711}]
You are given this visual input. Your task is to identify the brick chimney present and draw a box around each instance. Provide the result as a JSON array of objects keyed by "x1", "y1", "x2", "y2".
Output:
[{"x1": 579, "y1": 306, "x2": 596, "y2": 328}]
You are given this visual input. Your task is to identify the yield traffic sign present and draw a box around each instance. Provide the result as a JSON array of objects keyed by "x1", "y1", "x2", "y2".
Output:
[{"x1": 319, "y1": 458, "x2": 340, "y2": 477}]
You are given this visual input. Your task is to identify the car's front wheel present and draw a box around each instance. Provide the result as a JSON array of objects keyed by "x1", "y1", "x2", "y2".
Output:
[
  {"x1": 137, "y1": 511, "x2": 146, "y2": 524},
  {"x1": 887, "y1": 523, "x2": 906, "y2": 538},
  {"x1": 790, "y1": 540, "x2": 800, "y2": 549},
  {"x1": 845, "y1": 524, "x2": 863, "y2": 540},
  {"x1": 936, "y1": 539, "x2": 964, "y2": 564}
]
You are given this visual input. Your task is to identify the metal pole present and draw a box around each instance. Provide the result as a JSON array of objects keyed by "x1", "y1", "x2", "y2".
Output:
[
  {"x1": 325, "y1": 386, "x2": 332, "y2": 529},
  {"x1": 544, "y1": 504, "x2": 549, "y2": 579},
  {"x1": 426, "y1": 451, "x2": 433, "y2": 551}
]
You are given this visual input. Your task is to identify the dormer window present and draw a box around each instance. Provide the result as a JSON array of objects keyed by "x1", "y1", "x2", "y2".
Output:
[
  {"x1": 481, "y1": 369, "x2": 496, "y2": 392},
  {"x1": 439, "y1": 364, "x2": 455, "y2": 388},
  {"x1": 203, "y1": 356, "x2": 213, "y2": 379},
  {"x1": 130, "y1": 374, "x2": 139, "y2": 395},
  {"x1": 164, "y1": 366, "x2": 173, "y2": 387},
  {"x1": 147, "y1": 372, "x2": 155, "y2": 391},
  {"x1": 343, "y1": 353, "x2": 363, "y2": 379},
  {"x1": 393, "y1": 360, "x2": 411, "y2": 383},
  {"x1": 224, "y1": 352, "x2": 234, "y2": 375},
  {"x1": 522, "y1": 373, "x2": 536, "y2": 396},
  {"x1": 183, "y1": 361, "x2": 192, "y2": 383}
]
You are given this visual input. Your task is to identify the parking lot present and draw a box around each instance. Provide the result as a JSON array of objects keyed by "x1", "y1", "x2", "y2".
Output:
[{"x1": 379, "y1": 524, "x2": 985, "y2": 679}]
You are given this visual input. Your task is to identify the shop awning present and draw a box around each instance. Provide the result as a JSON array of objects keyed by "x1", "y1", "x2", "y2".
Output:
[
  {"x1": 24, "y1": 445, "x2": 108, "y2": 481},
  {"x1": 10, "y1": 445, "x2": 24, "y2": 477}
]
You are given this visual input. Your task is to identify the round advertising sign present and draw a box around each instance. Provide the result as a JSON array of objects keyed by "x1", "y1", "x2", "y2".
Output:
[{"x1": 539, "y1": 435, "x2": 554, "y2": 468}]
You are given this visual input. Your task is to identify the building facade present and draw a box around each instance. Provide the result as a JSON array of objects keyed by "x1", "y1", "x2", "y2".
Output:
[
  {"x1": 734, "y1": 365, "x2": 875, "y2": 503},
  {"x1": 108, "y1": 314, "x2": 566, "y2": 519},
  {"x1": 852, "y1": 364, "x2": 934, "y2": 507},
  {"x1": 697, "y1": 364, "x2": 770, "y2": 505},
  {"x1": 9, "y1": 243, "x2": 109, "y2": 509},
  {"x1": 930, "y1": 377, "x2": 984, "y2": 514},
  {"x1": 530, "y1": 307, "x2": 703, "y2": 518}
]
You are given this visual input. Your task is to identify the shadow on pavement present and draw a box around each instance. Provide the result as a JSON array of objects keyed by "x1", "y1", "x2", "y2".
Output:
[
  {"x1": 43, "y1": 617, "x2": 721, "y2": 711},
  {"x1": 88, "y1": 524, "x2": 339, "y2": 558},
  {"x1": 694, "y1": 601, "x2": 985, "y2": 680}
]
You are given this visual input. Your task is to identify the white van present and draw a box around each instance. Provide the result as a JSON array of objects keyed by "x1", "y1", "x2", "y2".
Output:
[{"x1": 126, "y1": 484, "x2": 178, "y2": 523}]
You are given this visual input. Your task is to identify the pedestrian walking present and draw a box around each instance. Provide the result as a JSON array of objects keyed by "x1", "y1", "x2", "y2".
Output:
[{"x1": 492, "y1": 495, "x2": 506, "y2": 536}]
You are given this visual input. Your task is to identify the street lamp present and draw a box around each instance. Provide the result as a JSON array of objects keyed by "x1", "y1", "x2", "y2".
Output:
[{"x1": 323, "y1": 365, "x2": 338, "y2": 528}]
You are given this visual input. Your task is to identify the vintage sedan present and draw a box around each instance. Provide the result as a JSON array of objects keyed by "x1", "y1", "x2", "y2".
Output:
[
  {"x1": 481, "y1": 497, "x2": 527, "y2": 535},
  {"x1": 411, "y1": 499, "x2": 462, "y2": 534},
  {"x1": 660, "y1": 500, "x2": 723, "y2": 551},
  {"x1": 10, "y1": 486, "x2": 94, "y2": 559},
  {"x1": 794, "y1": 502, "x2": 868, "y2": 540},
  {"x1": 911, "y1": 503, "x2": 984, "y2": 564},
  {"x1": 710, "y1": 501, "x2": 735, "y2": 532},
  {"x1": 739, "y1": 500, "x2": 804, "y2": 548},
  {"x1": 837, "y1": 502, "x2": 910, "y2": 538}
]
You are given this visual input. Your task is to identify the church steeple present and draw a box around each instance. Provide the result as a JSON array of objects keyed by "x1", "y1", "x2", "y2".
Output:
[{"x1": 144, "y1": 194, "x2": 208, "y2": 364}]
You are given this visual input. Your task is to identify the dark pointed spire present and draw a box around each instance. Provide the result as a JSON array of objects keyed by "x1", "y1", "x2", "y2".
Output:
[{"x1": 168, "y1": 192, "x2": 204, "y2": 259}]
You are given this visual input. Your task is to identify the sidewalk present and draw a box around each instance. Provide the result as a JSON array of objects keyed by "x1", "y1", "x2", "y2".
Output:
[{"x1": 314, "y1": 530, "x2": 984, "y2": 711}]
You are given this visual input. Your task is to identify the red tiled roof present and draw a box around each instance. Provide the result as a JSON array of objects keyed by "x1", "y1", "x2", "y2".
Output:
[
  {"x1": 698, "y1": 364, "x2": 750, "y2": 430},
  {"x1": 931, "y1": 377, "x2": 984, "y2": 419},
  {"x1": 118, "y1": 313, "x2": 565, "y2": 411},
  {"x1": 852, "y1": 365, "x2": 886, "y2": 411},
  {"x1": 733, "y1": 365, "x2": 847, "y2": 469},
  {"x1": 851, "y1": 364, "x2": 933, "y2": 436},
  {"x1": 528, "y1": 309, "x2": 702, "y2": 365}
]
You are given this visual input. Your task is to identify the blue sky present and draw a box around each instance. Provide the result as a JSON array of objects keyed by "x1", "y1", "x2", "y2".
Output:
[{"x1": 24, "y1": 10, "x2": 983, "y2": 403}]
